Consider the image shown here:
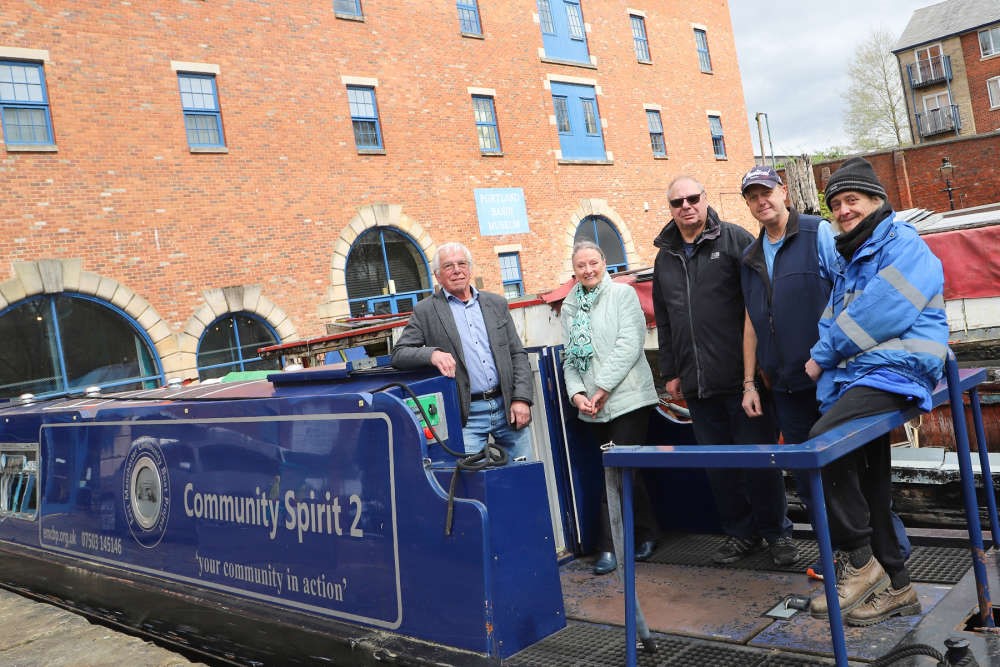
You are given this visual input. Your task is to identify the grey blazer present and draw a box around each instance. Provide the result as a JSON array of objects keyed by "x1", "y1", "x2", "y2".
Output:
[{"x1": 391, "y1": 288, "x2": 533, "y2": 425}]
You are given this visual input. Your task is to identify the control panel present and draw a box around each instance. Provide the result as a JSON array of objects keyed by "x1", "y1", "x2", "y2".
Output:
[{"x1": 404, "y1": 392, "x2": 448, "y2": 442}]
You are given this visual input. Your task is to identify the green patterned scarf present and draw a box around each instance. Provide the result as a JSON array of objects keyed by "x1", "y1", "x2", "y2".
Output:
[{"x1": 565, "y1": 280, "x2": 603, "y2": 372}]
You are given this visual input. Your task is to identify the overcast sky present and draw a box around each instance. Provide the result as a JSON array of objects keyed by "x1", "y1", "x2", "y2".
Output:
[{"x1": 728, "y1": 0, "x2": 932, "y2": 156}]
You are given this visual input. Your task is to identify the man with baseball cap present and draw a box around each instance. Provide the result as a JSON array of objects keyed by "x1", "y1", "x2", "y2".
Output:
[{"x1": 739, "y1": 164, "x2": 836, "y2": 517}]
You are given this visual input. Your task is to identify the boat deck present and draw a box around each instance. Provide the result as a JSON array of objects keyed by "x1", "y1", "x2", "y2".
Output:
[{"x1": 508, "y1": 531, "x2": 1000, "y2": 666}]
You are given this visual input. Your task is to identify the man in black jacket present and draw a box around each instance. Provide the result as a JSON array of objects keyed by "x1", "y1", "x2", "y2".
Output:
[{"x1": 652, "y1": 175, "x2": 796, "y2": 566}]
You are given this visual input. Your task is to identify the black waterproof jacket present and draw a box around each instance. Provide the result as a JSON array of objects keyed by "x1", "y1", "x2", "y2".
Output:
[{"x1": 652, "y1": 207, "x2": 754, "y2": 399}]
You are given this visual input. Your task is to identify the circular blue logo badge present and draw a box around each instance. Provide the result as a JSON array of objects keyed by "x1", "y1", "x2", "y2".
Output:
[{"x1": 123, "y1": 437, "x2": 170, "y2": 548}]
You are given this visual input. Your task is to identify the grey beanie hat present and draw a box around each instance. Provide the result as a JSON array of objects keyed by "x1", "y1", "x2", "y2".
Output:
[{"x1": 824, "y1": 157, "x2": 887, "y2": 202}]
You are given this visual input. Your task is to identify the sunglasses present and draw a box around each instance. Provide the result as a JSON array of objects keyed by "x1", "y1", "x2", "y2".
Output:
[{"x1": 669, "y1": 192, "x2": 704, "y2": 208}]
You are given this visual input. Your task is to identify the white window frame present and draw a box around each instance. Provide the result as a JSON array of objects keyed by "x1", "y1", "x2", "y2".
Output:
[
  {"x1": 979, "y1": 26, "x2": 1000, "y2": 58},
  {"x1": 988, "y1": 76, "x2": 1000, "y2": 109}
]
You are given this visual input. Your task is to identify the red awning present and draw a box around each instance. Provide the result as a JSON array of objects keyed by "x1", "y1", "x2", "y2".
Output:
[
  {"x1": 923, "y1": 225, "x2": 1000, "y2": 300},
  {"x1": 541, "y1": 271, "x2": 657, "y2": 328}
]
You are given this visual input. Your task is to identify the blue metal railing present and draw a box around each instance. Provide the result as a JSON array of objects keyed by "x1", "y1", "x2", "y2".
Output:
[
  {"x1": 606, "y1": 356, "x2": 995, "y2": 667},
  {"x1": 916, "y1": 105, "x2": 961, "y2": 137},
  {"x1": 907, "y1": 55, "x2": 952, "y2": 89}
]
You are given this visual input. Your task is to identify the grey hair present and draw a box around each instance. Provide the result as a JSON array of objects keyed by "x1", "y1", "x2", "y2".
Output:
[
  {"x1": 431, "y1": 242, "x2": 474, "y2": 274},
  {"x1": 667, "y1": 175, "x2": 705, "y2": 197},
  {"x1": 572, "y1": 240, "x2": 605, "y2": 261}
]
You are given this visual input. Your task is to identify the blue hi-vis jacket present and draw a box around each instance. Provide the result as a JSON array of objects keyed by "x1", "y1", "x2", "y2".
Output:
[{"x1": 809, "y1": 210, "x2": 949, "y2": 412}]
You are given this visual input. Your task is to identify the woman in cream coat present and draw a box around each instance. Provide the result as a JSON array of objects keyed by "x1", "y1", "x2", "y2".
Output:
[{"x1": 562, "y1": 241, "x2": 659, "y2": 575}]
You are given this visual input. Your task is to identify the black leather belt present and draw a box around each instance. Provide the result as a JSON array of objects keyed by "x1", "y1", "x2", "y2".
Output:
[{"x1": 470, "y1": 386, "x2": 501, "y2": 401}]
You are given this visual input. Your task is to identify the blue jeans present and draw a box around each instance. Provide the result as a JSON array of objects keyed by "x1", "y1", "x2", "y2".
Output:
[
  {"x1": 462, "y1": 397, "x2": 533, "y2": 461},
  {"x1": 686, "y1": 393, "x2": 792, "y2": 543}
]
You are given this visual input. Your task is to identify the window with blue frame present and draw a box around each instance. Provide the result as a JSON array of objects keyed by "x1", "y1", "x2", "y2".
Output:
[
  {"x1": 472, "y1": 95, "x2": 501, "y2": 153},
  {"x1": 566, "y1": 1, "x2": 585, "y2": 39},
  {"x1": 694, "y1": 28, "x2": 713, "y2": 73},
  {"x1": 581, "y1": 98, "x2": 598, "y2": 134},
  {"x1": 708, "y1": 115, "x2": 726, "y2": 159},
  {"x1": 0, "y1": 294, "x2": 163, "y2": 399},
  {"x1": 538, "y1": 0, "x2": 555, "y2": 33},
  {"x1": 631, "y1": 15, "x2": 650, "y2": 62},
  {"x1": 196, "y1": 313, "x2": 281, "y2": 381},
  {"x1": 536, "y1": 0, "x2": 591, "y2": 64},
  {"x1": 177, "y1": 73, "x2": 225, "y2": 148},
  {"x1": 574, "y1": 216, "x2": 627, "y2": 273},
  {"x1": 0, "y1": 60, "x2": 55, "y2": 146},
  {"x1": 334, "y1": 0, "x2": 363, "y2": 18},
  {"x1": 345, "y1": 227, "x2": 432, "y2": 317},
  {"x1": 499, "y1": 252, "x2": 524, "y2": 300},
  {"x1": 457, "y1": 0, "x2": 482, "y2": 35},
  {"x1": 646, "y1": 110, "x2": 666, "y2": 157},
  {"x1": 347, "y1": 85, "x2": 383, "y2": 151},
  {"x1": 550, "y1": 81, "x2": 605, "y2": 160},
  {"x1": 553, "y1": 96, "x2": 571, "y2": 133}
]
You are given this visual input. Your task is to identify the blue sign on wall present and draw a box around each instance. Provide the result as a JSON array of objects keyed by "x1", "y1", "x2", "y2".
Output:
[{"x1": 474, "y1": 188, "x2": 529, "y2": 236}]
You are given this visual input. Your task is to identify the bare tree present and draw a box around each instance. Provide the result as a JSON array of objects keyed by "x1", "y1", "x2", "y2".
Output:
[{"x1": 844, "y1": 29, "x2": 911, "y2": 151}]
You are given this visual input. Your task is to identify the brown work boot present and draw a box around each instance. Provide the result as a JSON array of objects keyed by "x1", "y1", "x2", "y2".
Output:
[
  {"x1": 810, "y1": 555, "x2": 890, "y2": 619},
  {"x1": 845, "y1": 584, "x2": 921, "y2": 626}
]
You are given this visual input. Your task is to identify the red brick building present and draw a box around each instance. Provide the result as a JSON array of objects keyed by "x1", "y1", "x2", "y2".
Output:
[
  {"x1": 1, "y1": 1, "x2": 754, "y2": 391},
  {"x1": 814, "y1": 131, "x2": 1000, "y2": 213}
]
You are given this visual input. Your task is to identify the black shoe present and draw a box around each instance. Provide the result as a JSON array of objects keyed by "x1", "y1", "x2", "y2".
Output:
[
  {"x1": 593, "y1": 551, "x2": 617, "y2": 575},
  {"x1": 712, "y1": 535, "x2": 764, "y2": 564},
  {"x1": 768, "y1": 536, "x2": 801, "y2": 566},
  {"x1": 635, "y1": 540, "x2": 657, "y2": 562}
]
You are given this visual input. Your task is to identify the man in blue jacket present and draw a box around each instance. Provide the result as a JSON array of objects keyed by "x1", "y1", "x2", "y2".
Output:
[
  {"x1": 652, "y1": 175, "x2": 796, "y2": 567},
  {"x1": 805, "y1": 158, "x2": 949, "y2": 626},
  {"x1": 738, "y1": 166, "x2": 911, "y2": 579}
]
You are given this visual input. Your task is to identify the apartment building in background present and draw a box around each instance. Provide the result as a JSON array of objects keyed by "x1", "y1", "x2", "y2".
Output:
[{"x1": 894, "y1": 0, "x2": 1000, "y2": 143}]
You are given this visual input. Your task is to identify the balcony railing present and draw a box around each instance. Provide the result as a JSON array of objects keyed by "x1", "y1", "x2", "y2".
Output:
[
  {"x1": 915, "y1": 105, "x2": 960, "y2": 137},
  {"x1": 907, "y1": 55, "x2": 952, "y2": 89}
]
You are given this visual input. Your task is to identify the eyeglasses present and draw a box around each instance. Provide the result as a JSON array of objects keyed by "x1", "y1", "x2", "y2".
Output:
[
  {"x1": 440, "y1": 260, "x2": 470, "y2": 274},
  {"x1": 669, "y1": 192, "x2": 704, "y2": 208}
]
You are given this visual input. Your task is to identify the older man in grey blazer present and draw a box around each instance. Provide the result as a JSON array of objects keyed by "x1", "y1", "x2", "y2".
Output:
[{"x1": 391, "y1": 242, "x2": 534, "y2": 459}]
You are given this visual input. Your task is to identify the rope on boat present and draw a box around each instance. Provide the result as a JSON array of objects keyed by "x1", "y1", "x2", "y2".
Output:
[
  {"x1": 444, "y1": 444, "x2": 508, "y2": 535},
  {"x1": 603, "y1": 443, "x2": 657, "y2": 654},
  {"x1": 372, "y1": 381, "x2": 508, "y2": 535}
]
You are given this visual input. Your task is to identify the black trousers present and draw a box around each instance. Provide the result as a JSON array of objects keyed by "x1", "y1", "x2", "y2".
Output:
[
  {"x1": 809, "y1": 386, "x2": 912, "y2": 579},
  {"x1": 589, "y1": 406, "x2": 658, "y2": 551},
  {"x1": 686, "y1": 393, "x2": 792, "y2": 543}
]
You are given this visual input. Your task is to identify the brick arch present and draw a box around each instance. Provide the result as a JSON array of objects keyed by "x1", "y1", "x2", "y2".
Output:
[
  {"x1": 320, "y1": 203, "x2": 434, "y2": 322},
  {"x1": 0, "y1": 258, "x2": 176, "y2": 378},
  {"x1": 560, "y1": 200, "x2": 641, "y2": 282},
  {"x1": 178, "y1": 285, "x2": 298, "y2": 381}
]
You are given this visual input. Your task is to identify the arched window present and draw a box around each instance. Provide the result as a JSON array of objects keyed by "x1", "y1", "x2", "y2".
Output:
[
  {"x1": 196, "y1": 312, "x2": 281, "y2": 381},
  {"x1": 0, "y1": 293, "x2": 163, "y2": 399},
  {"x1": 345, "y1": 227, "x2": 432, "y2": 317},
  {"x1": 575, "y1": 216, "x2": 628, "y2": 273}
]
